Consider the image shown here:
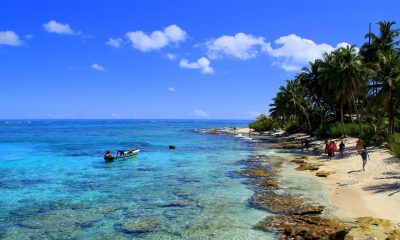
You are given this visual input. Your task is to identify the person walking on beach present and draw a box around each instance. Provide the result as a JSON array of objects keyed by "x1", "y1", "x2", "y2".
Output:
[
  {"x1": 356, "y1": 138, "x2": 364, "y2": 155},
  {"x1": 339, "y1": 141, "x2": 345, "y2": 157},
  {"x1": 361, "y1": 146, "x2": 369, "y2": 171},
  {"x1": 332, "y1": 141, "x2": 337, "y2": 157},
  {"x1": 324, "y1": 140, "x2": 329, "y2": 154},
  {"x1": 327, "y1": 141, "x2": 333, "y2": 160}
]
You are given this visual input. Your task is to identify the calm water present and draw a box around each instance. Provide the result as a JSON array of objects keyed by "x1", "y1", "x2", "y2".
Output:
[{"x1": 0, "y1": 120, "x2": 273, "y2": 239}]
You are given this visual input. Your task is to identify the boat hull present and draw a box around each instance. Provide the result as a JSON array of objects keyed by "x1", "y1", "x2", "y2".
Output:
[{"x1": 113, "y1": 150, "x2": 140, "y2": 160}]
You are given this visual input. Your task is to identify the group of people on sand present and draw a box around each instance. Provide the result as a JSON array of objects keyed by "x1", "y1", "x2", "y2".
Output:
[
  {"x1": 324, "y1": 140, "x2": 346, "y2": 159},
  {"x1": 324, "y1": 138, "x2": 370, "y2": 171}
]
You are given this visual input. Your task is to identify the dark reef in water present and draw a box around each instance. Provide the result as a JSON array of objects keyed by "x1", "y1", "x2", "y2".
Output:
[{"x1": 234, "y1": 150, "x2": 352, "y2": 239}]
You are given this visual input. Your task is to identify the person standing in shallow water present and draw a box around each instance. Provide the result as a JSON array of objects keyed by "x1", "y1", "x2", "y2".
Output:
[{"x1": 361, "y1": 146, "x2": 370, "y2": 171}]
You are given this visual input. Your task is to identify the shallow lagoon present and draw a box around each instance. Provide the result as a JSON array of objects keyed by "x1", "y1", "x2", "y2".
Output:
[{"x1": 0, "y1": 120, "x2": 274, "y2": 239}]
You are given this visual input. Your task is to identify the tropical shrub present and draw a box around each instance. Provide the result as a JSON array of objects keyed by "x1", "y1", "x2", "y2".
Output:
[
  {"x1": 314, "y1": 124, "x2": 330, "y2": 137},
  {"x1": 326, "y1": 123, "x2": 344, "y2": 138},
  {"x1": 314, "y1": 123, "x2": 384, "y2": 146},
  {"x1": 249, "y1": 119, "x2": 276, "y2": 132},
  {"x1": 389, "y1": 133, "x2": 400, "y2": 157},
  {"x1": 285, "y1": 120, "x2": 302, "y2": 134}
]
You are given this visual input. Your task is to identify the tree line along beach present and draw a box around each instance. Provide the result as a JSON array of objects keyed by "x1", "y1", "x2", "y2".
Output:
[{"x1": 213, "y1": 20, "x2": 400, "y2": 239}]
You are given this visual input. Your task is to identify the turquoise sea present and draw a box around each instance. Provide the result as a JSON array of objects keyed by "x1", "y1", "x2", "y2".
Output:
[{"x1": 0, "y1": 120, "x2": 274, "y2": 239}]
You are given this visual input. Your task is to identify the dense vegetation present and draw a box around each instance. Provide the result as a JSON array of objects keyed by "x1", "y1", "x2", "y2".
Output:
[
  {"x1": 248, "y1": 114, "x2": 276, "y2": 132},
  {"x1": 250, "y1": 21, "x2": 400, "y2": 155}
]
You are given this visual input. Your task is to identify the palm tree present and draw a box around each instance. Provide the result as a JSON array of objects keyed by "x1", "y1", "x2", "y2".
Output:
[
  {"x1": 319, "y1": 46, "x2": 366, "y2": 135},
  {"x1": 365, "y1": 21, "x2": 400, "y2": 52},
  {"x1": 269, "y1": 80, "x2": 312, "y2": 133},
  {"x1": 361, "y1": 21, "x2": 400, "y2": 134},
  {"x1": 370, "y1": 50, "x2": 400, "y2": 134},
  {"x1": 296, "y1": 60, "x2": 323, "y2": 103},
  {"x1": 361, "y1": 21, "x2": 400, "y2": 96}
]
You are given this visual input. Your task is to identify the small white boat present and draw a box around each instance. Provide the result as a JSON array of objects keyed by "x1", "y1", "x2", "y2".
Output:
[{"x1": 104, "y1": 149, "x2": 140, "y2": 161}]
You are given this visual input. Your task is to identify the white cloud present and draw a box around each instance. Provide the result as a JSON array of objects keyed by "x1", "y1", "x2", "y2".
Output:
[
  {"x1": 179, "y1": 57, "x2": 214, "y2": 74},
  {"x1": 206, "y1": 33, "x2": 270, "y2": 60},
  {"x1": 168, "y1": 87, "x2": 175, "y2": 92},
  {"x1": 91, "y1": 63, "x2": 106, "y2": 71},
  {"x1": 193, "y1": 109, "x2": 209, "y2": 117},
  {"x1": 267, "y1": 34, "x2": 353, "y2": 72},
  {"x1": 106, "y1": 38, "x2": 122, "y2": 48},
  {"x1": 126, "y1": 24, "x2": 187, "y2": 52},
  {"x1": 43, "y1": 20, "x2": 79, "y2": 35},
  {"x1": 166, "y1": 53, "x2": 176, "y2": 60},
  {"x1": 204, "y1": 32, "x2": 354, "y2": 72},
  {"x1": 0, "y1": 31, "x2": 22, "y2": 46}
]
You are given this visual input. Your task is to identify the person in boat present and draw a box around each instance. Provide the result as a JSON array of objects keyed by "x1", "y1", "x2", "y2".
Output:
[
  {"x1": 104, "y1": 150, "x2": 114, "y2": 161},
  {"x1": 117, "y1": 150, "x2": 126, "y2": 156}
]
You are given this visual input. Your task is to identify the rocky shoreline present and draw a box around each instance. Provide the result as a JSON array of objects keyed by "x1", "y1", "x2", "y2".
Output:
[
  {"x1": 204, "y1": 128, "x2": 400, "y2": 239},
  {"x1": 237, "y1": 154, "x2": 351, "y2": 239}
]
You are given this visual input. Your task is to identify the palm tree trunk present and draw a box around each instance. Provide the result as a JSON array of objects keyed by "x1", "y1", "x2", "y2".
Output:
[
  {"x1": 389, "y1": 90, "x2": 395, "y2": 135},
  {"x1": 305, "y1": 114, "x2": 312, "y2": 134},
  {"x1": 340, "y1": 102, "x2": 345, "y2": 136},
  {"x1": 352, "y1": 94, "x2": 364, "y2": 136}
]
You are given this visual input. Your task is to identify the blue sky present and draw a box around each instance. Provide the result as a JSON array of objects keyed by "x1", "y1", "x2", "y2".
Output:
[{"x1": 1, "y1": 0, "x2": 399, "y2": 119}]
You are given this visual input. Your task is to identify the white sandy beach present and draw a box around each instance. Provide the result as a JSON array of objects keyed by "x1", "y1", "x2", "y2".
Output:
[
  {"x1": 231, "y1": 127, "x2": 400, "y2": 224},
  {"x1": 300, "y1": 138, "x2": 400, "y2": 224}
]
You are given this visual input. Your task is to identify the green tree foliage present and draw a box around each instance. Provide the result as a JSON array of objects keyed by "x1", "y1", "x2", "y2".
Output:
[
  {"x1": 266, "y1": 20, "x2": 400, "y2": 146},
  {"x1": 249, "y1": 114, "x2": 276, "y2": 132},
  {"x1": 389, "y1": 133, "x2": 400, "y2": 157}
]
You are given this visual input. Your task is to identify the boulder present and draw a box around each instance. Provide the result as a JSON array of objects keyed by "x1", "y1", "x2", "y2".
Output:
[
  {"x1": 291, "y1": 159, "x2": 305, "y2": 164},
  {"x1": 316, "y1": 171, "x2": 336, "y2": 177},
  {"x1": 259, "y1": 179, "x2": 278, "y2": 189},
  {"x1": 256, "y1": 215, "x2": 350, "y2": 239},
  {"x1": 295, "y1": 155, "x2": 309, "y2": 160},
  {"x1": 238, "y1": 168, "x2": 269, "y2": 178},
  {"x1": 346, "y1": 217, "x2": 400, "y2": 240},
  {"x1": 251, "y1": 195, "x2": 324, "y2": 215},
  {"x1": 278, "y1": 142, "x2": 299, "y2": 149},
  {"x1": 296, "y1": 162, "x2": 322, "y2": 171}
]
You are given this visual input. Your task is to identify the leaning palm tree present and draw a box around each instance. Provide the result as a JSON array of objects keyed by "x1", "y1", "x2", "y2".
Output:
[
  {"x1": 297, "y1": 60, "x2": 323, "y2": 103},
  {"x1": 272, "y1": 80, "x2": 312, "y2": 133}
]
